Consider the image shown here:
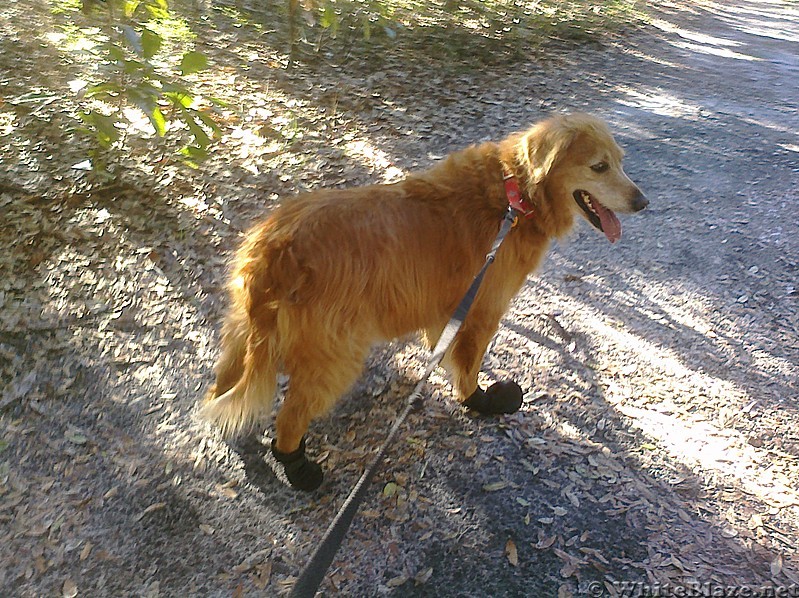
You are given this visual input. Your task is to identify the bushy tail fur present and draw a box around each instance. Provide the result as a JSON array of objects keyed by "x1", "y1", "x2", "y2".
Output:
[{"x1": 200, "y1": 289, "x2": 279, "y2": 437}]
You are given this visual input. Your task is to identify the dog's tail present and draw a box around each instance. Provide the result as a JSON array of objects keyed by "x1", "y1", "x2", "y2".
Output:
[{"x1": 200, "y1": 282, "x2": 280, "y2": 437}]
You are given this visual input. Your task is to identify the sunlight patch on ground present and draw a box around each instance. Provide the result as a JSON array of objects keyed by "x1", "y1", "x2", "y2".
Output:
[
  {"x1": 651, "y1": 17, "x2": 761, "y2": 61},
  {"x1": 0, "y1": 109, "x2": 16, "y2": 136},
  {"x1": 737, "y1": 23, "x2": 799, "y2": 43},
  {"x1": 651, "y1": 18, "x2": 743, "y2": 47},
  {"x1": 738, "y1": 115, "x2": 799, "y2": 139},
  {"x1": 672, "y1": 39, "x2": 762, "y2": 61},
  {"x1": 511, "y1": 271, "x2": 799, "y2": 522},
  {"x1": 585, "y1": 304, "x2": 742, "y2": 402},
  {"x1": 625, "y1": 280, "x2": 717, "y2": 337},
  {"x1": 698, "y1": 0, "x2": 799, "y2": 43},
  {"x1": 617, "y1": 403, "x2": 799, "y2": 512},
  {"x1": 620, "y1": 46, "x2": 682, "y2": 69},
  {"x1": 225, "y1": 126, "x2": 282, "y2": 174},
  {"x1": 345, "y1": 139, "x2": 406, "y2": 183},
  {"x1": 614, "y1": 85, "x2": 703, "y2": 118}
]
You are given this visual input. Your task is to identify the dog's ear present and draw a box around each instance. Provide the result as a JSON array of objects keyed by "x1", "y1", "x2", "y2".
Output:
[{"x1": 520, "y1": 118, "x2": 577, "y2": 185}]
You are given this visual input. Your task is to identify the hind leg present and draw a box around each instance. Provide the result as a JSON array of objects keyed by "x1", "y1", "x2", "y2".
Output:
[{"x1": 272, "y1": 345, "x2": 368, "y2": 491}]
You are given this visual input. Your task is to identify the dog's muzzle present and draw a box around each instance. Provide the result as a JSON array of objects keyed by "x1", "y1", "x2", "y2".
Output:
[{"x1": 629, "y1": 189, "x2": 649, "y2": 212}]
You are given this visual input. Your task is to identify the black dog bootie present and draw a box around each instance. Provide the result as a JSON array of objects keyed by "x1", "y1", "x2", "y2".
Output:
[
  {"x1": 464, "y1": 381, "x2": 524, "y2": 414},
  {"x1": 271, "y1": 437, "x2": 323, "y2": 491}
]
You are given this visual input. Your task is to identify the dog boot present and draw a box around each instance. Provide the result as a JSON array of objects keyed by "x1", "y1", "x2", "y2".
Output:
[
  {"x1": 464, "y1": 381, "x2": 524, "y2": 414},
  {"x1": 271, "y1": 437, "x2": 323, "y2": 491}
]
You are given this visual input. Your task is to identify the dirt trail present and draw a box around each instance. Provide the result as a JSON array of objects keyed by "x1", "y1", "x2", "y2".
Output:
[{"x1": 1, "y1": 1, "x2": 798, "y2": 596}]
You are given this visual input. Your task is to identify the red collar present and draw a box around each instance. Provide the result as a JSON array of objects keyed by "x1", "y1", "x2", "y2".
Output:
[{"x1": 503, "y1": 170, "x2": 535, "y2": 218}]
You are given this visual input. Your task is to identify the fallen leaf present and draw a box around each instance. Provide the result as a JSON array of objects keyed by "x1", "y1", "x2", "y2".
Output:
[
  {"x1": 536, "y1": 535, "x2": 557, "y2": 550},
  {"x1": 135, "y1": 502, "x2": 167, "y2": 521},
  {"x1": 216, "y1": 486, "x2": 238, "y2": 500},
  {"x1": 386, "y1": 574, "x2": 408, "y2": 588},
  {"x1": 557, "y1": 584, "x2": 573, "y2": 598},
  {"x1": 254, "y1": 561, "x2": 272, "y2": 589},
  {"x1": 62, "y1": 578, "x2": 78, "y2": 598},
  {"x1": 65, "y1": 430, "x2": 88, "y2": 445},
  {"x1": 80, "y1": 542, "x2": 93, "y2": 561},
  {"x1": 748, "y1": 513, "x2": 763, "y2": 529},
  {"x1": 505, "y1": 539, "x2": 518, "y2": 566},
  {"x1": 414, "y1": 567, "x2": 433, "y2": 585},
  {"x1": 561, "y1": 561, "x2": 579, "y2": 578},
  {"x1": 483, "y1": 481, "x2": 508, "y2": 492},
  {"x1": 771, "y1": 554, "x2": 783, "y2": 577},
  {"x1": 720, "y1": 526, "x2": 738, "y2": 538},
  {"x1": 34, "y1": 556, "x2": 47, "y2": 574}
]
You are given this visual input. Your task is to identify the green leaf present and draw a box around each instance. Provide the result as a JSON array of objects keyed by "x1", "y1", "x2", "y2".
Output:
[
  {"x1": 146, "y1": 106, "x2": 167, "y2": 137},
  {"x1": 180, "y1": 51, "x2": 208, "y2": 76},
  {"x1": 196, "y1": 111, "x2": 221, "y2": 136},
  {"x1": 208, "y1": 96, "x2": 231, "y2": 108},
  {"x1": 79, "y1": 111, "x2": 121, "y2": 147},
  {"x1": 124, "y1": 0, "x2": 141, "y2": 17},
  {"x1": 141, "y1": 28, "x2": 162, "y2": 59},
  {"x1": 106, "y1": 43, "x2": 126, "y2": 62},
  {"x1": 178, "y1": 145, "x2": 208, "y2": 168},
  {"x1": 164, "y1": 91, "x2": 194, "y2": 108},
  {"x1": 122, "y1": 25, "x2": 143, "y2": 55},
  {"x1": 319, "y1": 4, "x2": 339, "y2": 37},
  {"x1": 180, "y1": 145, "x2": 208, "y2": 160},
  {"x1": 320, "y1": 4, "x2": 336, "y2": 28},
  {"x1": 179, "y1": 108, "x2": 211, "y2": 148},
  {"x1": 362, "y1": 18, "x2": 371, "y2": 41},
  {"x1": 122, "y1": 58, "x2": 147, "y2": 75},
  {"x1": 84, "y1": 82, "x2": 122, "y2": 99},
  {"x1": 127, "y1": 83, "x2": 161, "y2": 109},
  {"x1": 144, "y1": 0, "x2": 169, "y2": 20}
]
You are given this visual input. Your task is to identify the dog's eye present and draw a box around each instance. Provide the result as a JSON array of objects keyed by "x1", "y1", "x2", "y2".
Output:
[{"x1": 591, "y1": 162, "x2": 609, "y2": 173}]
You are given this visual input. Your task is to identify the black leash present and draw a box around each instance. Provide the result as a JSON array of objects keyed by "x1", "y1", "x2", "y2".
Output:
[{"x1": 289, "y1": 206, "x2": 519, "y2": 598}]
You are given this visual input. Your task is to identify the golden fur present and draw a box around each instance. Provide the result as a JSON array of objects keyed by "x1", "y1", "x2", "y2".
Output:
[{"x1": 201, "y1": 113, "x2": 646, "y2": 456}]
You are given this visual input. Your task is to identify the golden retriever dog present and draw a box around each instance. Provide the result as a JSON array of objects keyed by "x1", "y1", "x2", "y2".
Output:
[{"x1": 201, "y1": 113, "x2": 647, "y2": 491}]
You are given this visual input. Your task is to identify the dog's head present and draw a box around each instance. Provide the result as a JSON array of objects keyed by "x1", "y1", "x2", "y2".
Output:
[{"x1": 519, "y1": 113, "x2": 648, "y2": 243}]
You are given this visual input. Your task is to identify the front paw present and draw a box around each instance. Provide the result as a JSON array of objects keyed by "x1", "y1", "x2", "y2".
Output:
[
  {"x1": 463, "y1": 380, "x2": 523, "y2": 414},
  {"x1": 271, "y1": 437, "x2": 324, "y2": 491}
]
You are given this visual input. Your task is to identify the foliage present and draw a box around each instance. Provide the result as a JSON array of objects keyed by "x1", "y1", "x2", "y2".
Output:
[
  {"x1": 75, "y1": 0, "x2": 220, "y2": 171},
  {"x1": 285, "y1": 0, "x2": 647, "y2": 63}
]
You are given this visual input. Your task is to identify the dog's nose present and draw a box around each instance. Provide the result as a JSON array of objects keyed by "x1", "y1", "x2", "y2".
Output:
[{"x1": 630, "y1": 189, "x2": 649, "y2": 212}]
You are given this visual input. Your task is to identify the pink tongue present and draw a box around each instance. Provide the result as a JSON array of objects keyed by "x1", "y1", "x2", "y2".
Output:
[{"x1": 593, "y1": 200, "x2": 622, "y2": 243}]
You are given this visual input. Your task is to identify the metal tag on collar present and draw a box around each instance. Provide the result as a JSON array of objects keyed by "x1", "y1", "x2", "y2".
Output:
[{"x1": 503, "y1": 173, "x2": 535, "y2": 218}]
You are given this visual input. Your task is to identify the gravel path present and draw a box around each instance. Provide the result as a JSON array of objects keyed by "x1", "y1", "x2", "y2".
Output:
[{"x1": 1, "y1": 1, "x2": 798, "y2": 596}]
